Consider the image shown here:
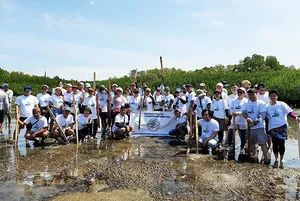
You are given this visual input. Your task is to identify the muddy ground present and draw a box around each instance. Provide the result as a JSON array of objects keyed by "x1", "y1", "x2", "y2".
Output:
[{"x1": 0, "y1": 121, "x2": 300, "y2": 201}]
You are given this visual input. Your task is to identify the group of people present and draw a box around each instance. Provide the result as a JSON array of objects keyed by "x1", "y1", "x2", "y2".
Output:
[
  {"x1": 169, "y1": 80, "x2": 300, "y2": 168},
  {"x1": 1, "y1": 79, "x2": 299, "y2": 168}
]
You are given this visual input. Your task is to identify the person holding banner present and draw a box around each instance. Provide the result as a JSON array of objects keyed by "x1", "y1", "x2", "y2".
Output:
[
  {"x1": 169, "y1": 109, "x2": 190, "y2": 144},
  {"x1": 112, "y1": 106, "x2": 133, "y2": 139},
  {"x1": 153, "y1": 88, "x2": 164, "y2": 111},
  {"x1": 197, "y1": 109, "x2": 219, "y2": 153},
  {"x1": 142, "y1": 88, "x2": 155, "y2": 111},
  {"x1": 266, "y1": 89, "x2": 300, "y2": 168}
]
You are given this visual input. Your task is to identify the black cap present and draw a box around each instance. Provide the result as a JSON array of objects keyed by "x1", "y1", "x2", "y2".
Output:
[
  {"x1": 247, "y1": 88, "x2": 257, "y2": 93},
  {"x1": 24, "y1": 86, "x2": 32, "y2": 90},
  {"x1": 185, "y1": 84, "x2": 192, "y2": 88},
  {"x1": 257, "y1": 83, "x2": 266, "y2": 90}
]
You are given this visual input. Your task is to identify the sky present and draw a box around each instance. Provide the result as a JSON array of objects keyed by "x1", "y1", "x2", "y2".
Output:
[{"x1": 1, "y1": 0, "x2": 300, "y2": 81}]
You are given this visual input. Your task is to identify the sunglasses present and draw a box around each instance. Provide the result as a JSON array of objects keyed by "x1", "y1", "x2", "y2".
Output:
[
  {"x1": 237, "y1": 91, "x2": 244, "y2": 94},
  {"x1": 42, "y1": 88, "x2": 47, "y2": 90}
]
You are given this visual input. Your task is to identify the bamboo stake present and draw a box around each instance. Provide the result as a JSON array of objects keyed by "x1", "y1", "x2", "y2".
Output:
[
  {"x1": 93, "y1": 72, "x2": 96, "y2": 90},
  {"x1": 73, "y1": 94, "x2": 79, "y2": 147},
  {"x1": 14, "y1": 106, "x2": 19, "y2": 146}
]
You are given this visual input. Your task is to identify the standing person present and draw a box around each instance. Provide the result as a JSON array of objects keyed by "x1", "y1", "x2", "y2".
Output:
[
  {"x1": 241, "y1": 80, "x2": 251, "y2": 98},
  {"x1": 228, "y1": 87, "x2": 248, "y2": 151},
  {"x1": 227, "y1": 84, "x2": 238, "y2": 108},
  {"x1": 216, "y1": 82, "x2": 228, "y2": 101},
  {"x1": 266, "y1": 89, "x2": 300, "y2": 168},
  {"x1": 0, "y1": 89, "x2": 9, "y2": 130},
  {"x1": 36, "y1": 85, "x2": 51, "y2": 121},
  {"x1": 162, "y1": 87, "x2": 174, "y2": 111},
  {"x1": 77, "y1": 107, "x2": 93, "y2": 141},
  {"x1": 182, "y1": 85, "x2": 189, "y2": 98},
  {"x1": 49, "y1": 87, "x2": 64, "y2": 117},
  {"x1": 197, "y1": 109, "x2": 219, "y2": 152},
  {"x1": 64, "y1": 83, "x2": 73, "y2": 97},
  {"x1": 123, "y1": 87, "x2": 131, "y2": 102},
  {"x1": 112, "y1": 87, "x2": 127, "y2": 119},
  {"x1": 257, "y1": 84, "x2": 270, "y2": 104},
  {"x1": 52, "y1": 80, "x2": 66, "y2": 96},
  {"x1": 173, "y1": 88, "x2": 187, "y2": 114},
  {"x1": 142, "y1": 88, "x2": 155, "y2": 111},
  {"x1": 15, "y1": 86, "x2": 39, "y2": 135},
  {"x1": 112, "y1": 106, "x2": 133, "y2": 139},
  {"x1": 50, "y1": 107, "x2": 74, "y2": 142},
  {"x1": 242, "y1": 88, "x2": 269, "y2": 164},
  {"x1": 169, "y1": 109, "x2": 190, "y2": 144},
  {"x1": 153, "y1": 88, "x2": 164, "y2": 111},
  {"x1": 211, "y1": 90, "x2": 229, "y2": 147},
  {"x1": 199, "y1": 83, "x2": 210, "y2": 97},
  {"x1": 186, "y1": 84, "x2": 196, "y2": 115},
  {"x1": 2, "y1": 83, "x2": 13, "y2": 127},
  {"x1": 193, "y1": 90, "x2": 211, "y2": 120},
  {"x1": 18, "y1": 107, "x2": 49, "y2": 147},
  {"x1": 83, "y1": 88, "x2": 98, "y2": 139},
  {"x1": 96, "y1": 85, "x2": 109, "y2": 135},
  {"x1": 77, "y1": 82, "x2": 85, "y2": 113},
  {"x1": 65, "y1": 85, "x2": 80, "y2": 116},
  {"x1": 128, "y1": 88, "x2": 141, "y2": 112}
]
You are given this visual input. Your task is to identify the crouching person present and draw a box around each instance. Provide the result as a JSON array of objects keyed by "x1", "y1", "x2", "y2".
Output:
[
  {"x1": 50, "y1": 106, "x2": 74, "y2": 143},
  {"x1": 18, "y1": 107, "x2": 49, "y2": 147},
  {"x1": 169, "y1": 109, "x2": 189, "y2": 144},
  {"x1": 198, "y1": 109, "x2": 219, "y2": 153},
  {"x1": 77, "y1": 107, "x2": 93, "y2": 142},
  {"x1": 112, "y1": 106, "x2": 133, "y2": 140}
]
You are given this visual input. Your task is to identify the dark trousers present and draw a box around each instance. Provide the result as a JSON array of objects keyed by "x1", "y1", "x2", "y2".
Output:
[
  {"x1": 272, "y1": 137, "x2": 285, "y2": 155},
  {"x1": 228, "y1": 129, "x2": 247, "y2": 149},
  {"x1": 0, "y1": 110, "x2": 4, "y2": 124}
]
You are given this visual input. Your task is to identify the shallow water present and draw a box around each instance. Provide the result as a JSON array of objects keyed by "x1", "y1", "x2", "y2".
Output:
[{"x1": 0, "y1": 118, "x2": 300, "y2": 200}]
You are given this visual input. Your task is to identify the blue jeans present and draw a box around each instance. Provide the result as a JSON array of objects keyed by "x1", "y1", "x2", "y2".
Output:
[{"x1": 228, "y1": 128, "x2": 247, "y2": 149}]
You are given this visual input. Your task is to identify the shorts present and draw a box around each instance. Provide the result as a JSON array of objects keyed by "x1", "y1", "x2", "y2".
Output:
[
  {"x1": 199, "y1": 137, "x2": 218, "y2": 148},
  {"x1": 100, "y1": 112, "x2": 108, "y2": 119},
  {"x1": 230, "y1": 124, "x2": 247, "y2": 130},
  {"x1": 250, "y1": 128, "x2": 267, "y2": 145}
]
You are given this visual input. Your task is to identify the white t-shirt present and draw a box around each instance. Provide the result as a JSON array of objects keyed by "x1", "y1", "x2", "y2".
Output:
[
  {"x1": 128, "y1": 95, "x2": 141, "y2": 111},
  {"x1": 36, "y1": 93, "x2": 51, "y2": 107},
  {"x1": 176, "y1": 115, "x2": 190, "y2": 132},
  {"x1": 243, "y1": 99, "x2": 266, "y2": 129},
  {"x1": 230, "y1": 97, "x2": 248, "y2": 125},
  {"x1": 194, "y1": 96, "x2": 212, "y2": 118},
  {"x1": 15, "y1": 95, "x2": 39, "y2": 118},
  {"x1": 83, "y1": 96, "x2": 97, "y2": 119},
  {"x1": 24, "y1": 116, "x2": 48, "y2": 132},
  {"x1": 186, "y1": 91, "x2": 196, "y2": 111},
  {"x1": 142, "y1": 96, "x2": 154, "y2": 111},
  {"x1": 199, "y1": 118, "x2": 219, "y2": 140},
  {"x1": 222, "y1": 90, "x2": 228, "y2": 102},
  {"x1": 50, "y1": 95, "x2": 64, "y2": 108},
  {"x1": 112, "y1": 113, "x2": 129, "y2": 132},
  {"x1": 266, "y1": 101, "x2": 292, "y2": 131},
  {"x1": 163, "y1": 94, "x2": 175, "y2": 111},
  {"x1": 173, "y1": 95, "x2": 187, "y2": 114},
  {"x1": 65, "y1": 93, "x2": 80, "y2": 113},
  {"x1": 77, "y1": 113, "x2": 92, "y2": 130},
  {"x1": 56, "y1": 114, "x2": 74, "y2": 129},
  {"x1": 227, "y1": 94, "x2": 237, "y2": 108},
  {"x1": 112, "y1": 95, "x2": 126, "y2": 110},
  {"x1": 153, "y1": 94, "x2": 164, "y2": 110},
  {"x1": 52, "y1": 87, "x2": 66, "y2": 96},
  {"x1": 211, "y1": 99, "x2": 228, "y2": 119},
  {"x1": 77, "y1": 90, "x2": 85, "y2": 103},
  {"x1": 258, "y1": 93, "x2": 270, "y2": 105},
  {"x1": 97, "y1": 92, "x2": 109, "y2": 112},
  {"x1": 64, "y1": 91, "x2": 72, "y2": 97}
]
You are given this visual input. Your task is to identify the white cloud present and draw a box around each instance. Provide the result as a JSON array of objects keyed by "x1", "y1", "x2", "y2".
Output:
[{"x1": 89, "y1": 1, "x2": 95, "y2": 5}]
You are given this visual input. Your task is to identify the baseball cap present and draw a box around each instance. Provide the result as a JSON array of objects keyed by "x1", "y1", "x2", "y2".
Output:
[
  {"x1": 72, "y1": 85, "x2": 78, "y2": 89},
  {"x1": 64, "y1": 106, "x2": 71, "y2": 112},
  {"x1": 214, "y1": 90, "x2": 222, "y2": 94},
  {"x1": 237, "y1": 87, "x2": 246, "y2": 93},
  {"x1": 79, "y1": 82, "x2": 84, "y2": 86},
  {"x1": 24, "y1": 86, "x2": 32, "y2": 90},
  {"x1": 133, "y1": 88, "x2": 139, "y2": 93},
  {"x1": 85, "y1": 83, "x2": 91, "y2": 88},
  {"x1": 145, "y1": 88, "x2": 151, "y2": 92},
  {"x1": 116, "y1": 87, "x2": 123, "y2": 93},
  {"x1": 216, "y1": 83, "x2": 223, "y2": 87},
  {"x1": 164, "y1": 86, "x2": 170, "y2": 91},
  {"x1": 112, "y1": 84, "x2": 118, "y2": 87},
  {"x1": 88, "y1": 88, "x2": 95, "y2": 92},
  {"x1": 197, "y1": 89, "x2": 206, "y2": 97},
  {"x1": 257, "y1": 83, "x2": 266, "y2": 90},
  {"x1": 247, "y1": 88, "x2": 257, "y2": 93},
  {"x1": 42, "y1": 84, "x2": 49, "y2": 88},
  {"x1": 66, "y1": 83, "x2": 72, "y2": 87},
  {"x1": 175, "y1": 88, "x2": 181, "y2": 93},
  {"x1": 84, "y1": 106, "x2": 92, "y2": 113},
  {"x1": 156, "y1": 87, "x2": 161, "y2": 91},
  {"x1": 199, "y1": 83, "x2": 206, "y2": 87},
  {"x1": 241, "y1": 80, "x2": 251, "y2": 86},
  {"x1": 185, "y1": 84, "x2": 192, "y2": 88},
  {"x1": 2, "y1": 83, "x2": 9, "y2": 87}
]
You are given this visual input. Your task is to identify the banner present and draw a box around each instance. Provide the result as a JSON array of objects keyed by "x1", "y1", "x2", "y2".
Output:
[{"x1": 129, "y1": 111, "x2": 176, "y2": 137}]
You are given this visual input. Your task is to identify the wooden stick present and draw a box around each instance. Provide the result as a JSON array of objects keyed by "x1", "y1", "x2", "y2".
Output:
[
  {"x1": 195, "y1": 114, "x2": 198, "y2": 154},
  {"x1": 160, "y1": 56, "x2": 165, "y2": 85},
  {"x1": 93, "y1": 72, "x2": 96, "y2": 90},
  {"x1": 297, "y1": 121, "x2": 300, "y2": 158},
  {"x1": 107, "y1": 79, "x2": 112, "y2": 138},
  {"x1": 47, "y1": 106, "x2": 68, "y2": 142},
  {"x1": 14, "y1": 106, "x2": 19, "y2": 146},
  {"x1": 138, "y1": 97, "x2": 142, "y2": 130},
  {"x1": 187, "y1": 111, "x2": 193, "y2": 154},
  {"x1": 232, "y1": 115, "x2": 236, "y2": 160},
  {"x1": 73, "y1": 94, "x2": 79, "y2": 146},
  {"x1": 247, "y1": 123, "x2": 251, "y2": 158}
]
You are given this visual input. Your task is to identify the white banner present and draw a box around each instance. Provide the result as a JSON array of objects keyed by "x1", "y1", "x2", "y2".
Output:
[{"x1": 129, "y1": 111, "x2": 176, "y2": 137}]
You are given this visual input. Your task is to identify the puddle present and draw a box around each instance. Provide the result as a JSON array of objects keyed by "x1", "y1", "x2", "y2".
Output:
[{"x1": 0, "y1": 118, "x2": 300, "y2": 200}]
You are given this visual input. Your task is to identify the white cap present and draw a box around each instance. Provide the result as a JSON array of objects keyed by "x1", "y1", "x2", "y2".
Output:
[{"x1": 216, "y1": 82, "x2": 223, "y2": 87}]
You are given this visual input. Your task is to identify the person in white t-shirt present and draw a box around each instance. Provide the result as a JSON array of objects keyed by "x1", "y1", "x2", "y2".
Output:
[
  {"x1": 241, "y1": 80, "x2": 251, "y2": 99},
  {"x1": 227, "y1": 84, "x2": 238, "y2": 107},
  {"x1": 169, "y1": 109, "x2": 190, "y2": 144},
  {"x1": 36, "y1": 85, "x2": 51, "y2": 121},
  {"x1": 77, "y1": 107, "x2": 93, "y2": 141},
  {"x1": 197, "y1": 109, "x2": 219, "y2": 152},
  {"x1": 142, "y1": 88, "x2": 155, "y2": 111},
  {"x1": 173, "y1": 88, "x2": 187, "y2": 114},
  {"x1": 77, "y1": 82, "x2": 85, "y2": 113},
  {"x1": 96, "y1": 85, "x2": 110, "y2": 135},
  {"x1": 193, "y1": 90, "x2": 212, "y2": 119},
  {"x1": 153, "y1": 88, "x2": 164, "y2": 111},
  {"x1": 266, "y1": 89, "x2": 300, "y2": 168},
  {"x1": 50, "y1": 107, "x2": 74, "y2": 140},
  {"x1": 257, "y1": 84, "x2": 270, "y2": 104},
  {"x1": 228, "y1": 87, "x2": 248, "y2": 150},
  {"x1": 49, "y1": 87, "x2": 64, "y2": 116},
  {"x1": 2, "y1": 83, "x2": 13, "y2": 127},
  {"x1": 128, "y1": 88, "x2": 141, "y2": 112},
  {"x1": 51, "y1": 80, "x2": 66, "y2": 96},
  {"x1": 65, "y1": 85, "x2": 80, "y2": 115},
  {"x1": 64, "y1": 83, "x2": 73, "y2": 97},
  {"x1": 15, "y1": 86, "x2": 39, "y2": 136},
  {"x1": 185, "y1": 84, "x2": 196, "y2": 115},
  {"x1": 216, "y1": 82, "x2": 228, "y2": 102},
  {"x1": 181, "y1": 85, "x2": 189, "y2": 98},
  {"x1": 162, "y1": 87, "x2": 174, "y2": 112},
  {"x1": 83, "y1": 88, "x2": 98, "y2": 138},
  {"x1": 211, "y1": 90, "x2": 229, "y2": 146},
  {"x1": 112, "y1": 106, "x2": 133, "y2": 139},
  {"x1": 0, "y1": 89, "x2": 8, "y2": 130},
  {"x1": 18, "y1": 107, "x2": 49, "y2": 147},
  {"x1": 242, "y1": 88, "x2": 268, "y2": 165}
]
